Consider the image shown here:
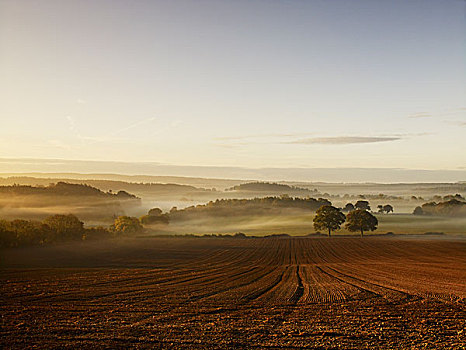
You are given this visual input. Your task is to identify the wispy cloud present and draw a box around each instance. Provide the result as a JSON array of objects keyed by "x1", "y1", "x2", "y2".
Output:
[
  {"x1": 407, "y1": 107, "x2": 466, "y2": 120},
  {"x1": 47, "y1": 139, "x2": 72, "y2": 150},
  {"x1": 289, "y1": 136, "x2": 402, "y2": 145},
  {"x1": 405, "y1": 108, "x2": 466, "y2": 130},
  {"x1": 449, "y1": 121, "x2": 466, "y2": 127},
  {"x1": 392, "y1": 132, "x2": 431, "y2": 137},
  {"x1": 408, "y1": 112, "x2": 431, "y2": 119},
  {"x1": 66, "y1": 115, "x2": 86, "y2": 142},
  {"x1": 214, "y1": 132, "x2": 314, "y2": 141},
  {"x1": 66, "y1": 115, "x2": 77, "y2": 131},
  {"x1": 109, "y1": 117, "x2": 157, "y2": 136},
  {"x1": 216, "y1": 143, "x2": 244, "y2": 149},
  {"x1": 65, "y1": 116, "x2": 159, "y2": 145},
  {"x1": 214, "y1": 133, "x2": 404, "y2": 147}
]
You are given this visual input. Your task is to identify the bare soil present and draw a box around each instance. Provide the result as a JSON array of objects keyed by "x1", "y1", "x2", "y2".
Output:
[{"x1": 1, "y1": 236, "x2": 465, "y2": 349}]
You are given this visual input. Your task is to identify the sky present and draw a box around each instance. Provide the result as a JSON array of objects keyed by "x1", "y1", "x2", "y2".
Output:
[{"x1": 1, "y1": 0, "x2": 465, "y2": 174}]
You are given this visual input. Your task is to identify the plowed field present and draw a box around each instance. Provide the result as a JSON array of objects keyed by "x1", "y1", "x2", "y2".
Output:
[{"x1": 1, "y1": 237, "x2": 465, "y2": 349}]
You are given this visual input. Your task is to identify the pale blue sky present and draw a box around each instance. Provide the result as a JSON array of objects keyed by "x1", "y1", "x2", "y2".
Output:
[{"x1": 1, "y1": 0, "x2": 465, "y2": 171}]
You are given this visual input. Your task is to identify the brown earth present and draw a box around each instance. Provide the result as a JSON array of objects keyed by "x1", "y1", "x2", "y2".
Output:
[{"x1": 1, "y1": 236, "x2": 465, "y2": 349}]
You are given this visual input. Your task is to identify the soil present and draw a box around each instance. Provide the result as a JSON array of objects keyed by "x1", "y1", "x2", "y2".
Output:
[{"x1": 1, "y1": 236, "x2": 465, "y2": 349}]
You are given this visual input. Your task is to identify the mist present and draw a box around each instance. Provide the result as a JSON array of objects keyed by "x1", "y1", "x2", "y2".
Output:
[{"x1": 2, "y1": 158, "x2": 466, "y2": 183}]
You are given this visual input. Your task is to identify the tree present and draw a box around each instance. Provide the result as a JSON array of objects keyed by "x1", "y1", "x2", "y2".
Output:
[
  {"x1": 345, "y1": 209, "x2": 378, "y2": 237},
  {"x1": 9, "y1": 219, "x2": 47, "y2": 245},
  {"x1": 383, "y1": 204, "x2": 394, "y2": 214},
  {"x1": 378, "y1": 204, "x2": 394, "y2": 214},
  {"x1": 148, "y1": 207, "x2": 163, "y2": 216},
  {"x1": 0, "y1": 220, "x2": 16, "y2": 248},
  {"x1": 413, "y1": 206, "x2": 424, "y2": 215},
  {"x1": 343, "y1": 203, "x2": 355, "y2": 212},
  {"x1": 313, "y1": 205, "x2": 346, "y2": 237},
  {"x1": 42, "y1": 214, "x2": 85, "y2": 241},
  {"x1": 111, "y1": 216, "x2": 143, "y2": 235},
  {"x1": 355, "y1": 200, "x2": 371, "y2": 211},
  {"x1": 140, "y1": 207, "x2": 169, "y2": 225},
  {"x1": 140, "y1": 214, "x2": 169, "y2": 225}
]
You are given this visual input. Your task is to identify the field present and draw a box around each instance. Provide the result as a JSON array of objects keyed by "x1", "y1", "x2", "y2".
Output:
[
  {"x1": 1, "y1": 236, "x2": 465, "y2": 349},
  {"x1": 157, "y1": 212, "x2": 466, "y2": 237}
]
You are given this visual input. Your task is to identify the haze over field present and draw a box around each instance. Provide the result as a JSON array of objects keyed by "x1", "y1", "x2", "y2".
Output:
[{"x1": 2, "y1": 158, "x2": 466, "y2": 183}]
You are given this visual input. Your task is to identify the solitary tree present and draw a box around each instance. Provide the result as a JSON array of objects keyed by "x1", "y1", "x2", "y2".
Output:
[
  {"x1": 355, "y1": 200, "x2": 371, "y2": 211},
  {"x1": 345, "y1": 209, "x2": 378, "y2": 237},
  {"x1": 313, "y1": 205, "x2": 346, "y2": 237},
  {"x1": 383, "y1": 204, "x2": 394, "y2": 214}
]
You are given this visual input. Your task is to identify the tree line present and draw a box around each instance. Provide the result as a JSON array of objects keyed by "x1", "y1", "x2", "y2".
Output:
[
  {"x1": 168, "y1": 196, "x2": 332, "y2": 220},
  {"x1": 413, "y1": 198, "x2": 466, "y2": 217},
  {"x1": 0, "y1": 214, "x2": 143, "y2": 248},
  {"x1": 226, "y1": 182, "x2": 316, "y2": 193}
]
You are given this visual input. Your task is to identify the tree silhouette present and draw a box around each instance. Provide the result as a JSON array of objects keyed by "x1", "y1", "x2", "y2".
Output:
[
  {"x1": 413, "y1": 206, "x2": 424, "y2": 215},
  {"x1": 345, "y1": 209, "x2": 378, "y2": 237},
  {"x1": 355, "y1": 200, "x2": 371, "y2": 211},
  {"x1": 313, "y1": 205, "x2": 346, "y2": 237},
  {"x1": 343, "y1": 203, "x2": 355, "y2": 212},
  {"x1": 148, "y1": 208, "x2": 163, "y2": 216},
  {"x1": 383, "y1": 204, "x2": 394, "y2": 213}
]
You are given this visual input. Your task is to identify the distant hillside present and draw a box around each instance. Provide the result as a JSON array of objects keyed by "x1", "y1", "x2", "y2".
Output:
[
  {"x1": 0, "y1": 182, "x2": 141, "y2": 222},
  {"x1": 0, "y1": 174, "x2": 246, "y2": 191},
  {"x1": 2, "y1": 176, "x2": 465, "y2": 205},
  {"x1": 291, "y1": 182, "x2": 466, "y2": 197},
  {"x1": 0, "y1": 182, "x2": 139, "y2": 199},
  {"x1": 170, "y1": 196, "x2": 331, "y2": 221},
  {"x1": 0, "y1": 177, "x2": 220, "y2": 200},
  {"x1": 227, "y1": 182, "x2": 318, "y2": 195}
]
